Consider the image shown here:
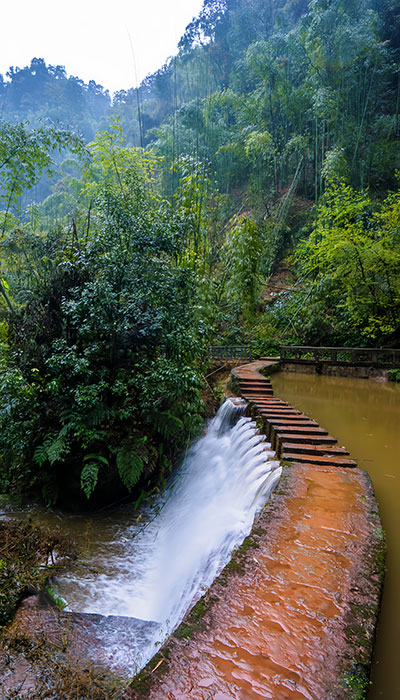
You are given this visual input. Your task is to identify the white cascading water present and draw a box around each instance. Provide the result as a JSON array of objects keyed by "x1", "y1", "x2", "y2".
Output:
[{"x1": 55, "y1": 399, "x2": 282, "y2": 666}]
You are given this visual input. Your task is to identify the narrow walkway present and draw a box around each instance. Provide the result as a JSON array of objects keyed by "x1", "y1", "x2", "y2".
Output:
[{"x1": 137, "y1": 360, "x2": 385, "y2": 700}]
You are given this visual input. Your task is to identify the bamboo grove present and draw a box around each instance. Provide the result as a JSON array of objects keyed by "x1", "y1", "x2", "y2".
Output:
[{"x1": 0, "y1": 0, "x2": 399, "y2": 504}]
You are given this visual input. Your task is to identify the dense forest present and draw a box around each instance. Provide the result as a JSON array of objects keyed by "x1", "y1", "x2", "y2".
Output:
[{"x1": 0, "y1": 0, "x2": 399, "y2": 506}]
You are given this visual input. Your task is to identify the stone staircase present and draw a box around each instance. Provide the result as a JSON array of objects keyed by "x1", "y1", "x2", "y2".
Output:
[{"x1": 232, "y1": 365, "x2": 357, "y2": 469}]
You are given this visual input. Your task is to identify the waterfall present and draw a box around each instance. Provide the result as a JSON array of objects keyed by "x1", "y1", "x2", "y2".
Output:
[{"x1": 55, "y1": 398, "x2": 282, "y2": 666}]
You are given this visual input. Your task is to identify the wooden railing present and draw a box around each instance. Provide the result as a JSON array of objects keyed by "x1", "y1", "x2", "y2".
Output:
[
  {"x1": 210, "y1": 345, "x2": 252, "y2": 361},
  {"x1": 280, "y1": 346, "x2": 400, "y2": 366}
]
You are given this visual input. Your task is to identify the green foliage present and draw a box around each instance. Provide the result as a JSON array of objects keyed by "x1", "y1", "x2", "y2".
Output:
[
  {"x1": 222, "y1": 216, "x2": 263, "y2": 316},
  {"x1": 116, "y1": 447, "x2": 144, "y2": 491},
  {"x1": 34, "y1": 432, "x2": 69, "y2": 466},
  {"x1": 0, "y1": 120, "x2": 86, "y2": 229},
  {"x1": 153, "y1": 411, "x2": 184, "y2": 440},
  {"x1": 1, "y1": 58, "x2": 111, "y2": 142},
  {"x1": 80, "y1": 462, "x2": 100, "y2": 500},
  {"x1": 146, "y1": 0, "x2": 400, "y2": 205},
  {"x1": 1, "y1": 0, "x2": 400, "y2": 503},
  {"x1": 2, "y1": 0, "x2": 400, "y2": 201},
  {"x1": 44, "y1": 583, "x2": 68, "y2": 610},
  {"x1": 0, "y1": 127, "x2": 210, "y2": 505},
  {"x1": 388, "y1": 368, "x2": 400, "y2": 383},
  {"x1": 249, "y1": 312, "x2": 281, "y2": 358},
  {"x1": 272, "y1": 182, "x2": 400, "y2": 344}
]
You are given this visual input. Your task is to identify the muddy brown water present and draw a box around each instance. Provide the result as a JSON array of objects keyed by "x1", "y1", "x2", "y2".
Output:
[{"x1": 271, "y1": 371, "x2": 400, "y2": 699}]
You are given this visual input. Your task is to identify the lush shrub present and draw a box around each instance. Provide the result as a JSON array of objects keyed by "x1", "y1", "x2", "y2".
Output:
[
  {"x1": 0, "y1": 131, "x2": 209, "y2": 505},
  {"x1": 270, "y1": 183, "x2": 400, "y2": 346},
  {"x1": 388, "y1": 369, "x2": 400, "y2": 383}
]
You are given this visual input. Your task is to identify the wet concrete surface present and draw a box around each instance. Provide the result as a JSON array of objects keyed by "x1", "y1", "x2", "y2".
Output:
[
  {"x1": 141, "y1": 462, "x2": 383, "y2": 700},
  {"x1": 270, "y1": 371, "x2": 400, "y2": 699},
  {"x1": 13, "y1": 596, "x2": 160, "y2": 675}
]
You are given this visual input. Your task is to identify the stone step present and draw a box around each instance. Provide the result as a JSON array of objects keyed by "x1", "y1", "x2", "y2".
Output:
[
  {"x1": 239, "y1": 386, "x2": 272, "y2": 393},
  {"x1": 260, "y1": 413, "x2": 305, "y2": 419},
  {"x1": 240, "y1": 387, "x2": 274, "y2": 393},
  {"x1": 269, "y1": 421, "x2": 320, "y2": 431},
  {"x1": 242, "y1": 393, "x2": 274, "y2": 399},
  {"x1": 255, "y1": 403, "x2": 290, "y2": 410},
  {"x1": 258, "y1": 408, "x2": 302, "y2": 414},
  {"x1": 272, "y1": 424, "x2": 327, "y2": 434},
  {"x1": 277, "y1": 433, "x2": 337, "y2": 445},
  {"x1": 257, "y1": 408, "x2": 291, "y2": 413},
  {"x1": 260, "y1": 413, "x2": 309, "y2": 421},
  {"x1": 252, "y1": 399, "x2": 289, "y2": 405},
  {"x1": 281, "y1": 442, "x2": 350, "y2": 456},
  {"x1": 241, "y1": 387, "x2": 273, "y2": 394},
  {"x1": 239, "y1": 379, "x2": 272, "y2": 385},
  {"x1": 283, "y1": 452, "x2": 357, "y2": 468},
  {"x1": 239, "y1": 377, "x2": 271, "y2": 383}
]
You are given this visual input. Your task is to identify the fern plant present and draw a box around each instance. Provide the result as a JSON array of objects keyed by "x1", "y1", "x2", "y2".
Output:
[
  {"x1": 116, "y1": 446, "x2": 144, "y2": 491},
  {"x1": 80, "y1": 454, "x2": 109, "y2": 499},
  {"x1": 153, "y1": 411, "x2": 184, "y2": 440},
  {"x1": 80, "y1": 462, "x2": 100, "y2": 500},
  {"x1": 33, "y1": 430, "x2": 69, "y2": 466}
]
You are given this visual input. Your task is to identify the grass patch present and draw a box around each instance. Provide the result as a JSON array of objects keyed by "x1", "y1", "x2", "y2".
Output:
[
  {"x1": 173, "y1": 597, "x2": 214, "y2": 640},
  {"x1": 129, "y1": 648, "x2": 171, "y2": 698},
  {"x1": 218, "y1": 535, "x2": 259, "y2": 586},
  {"x1": 342, "y1": 663, "x2": 369, "y2": 700}
]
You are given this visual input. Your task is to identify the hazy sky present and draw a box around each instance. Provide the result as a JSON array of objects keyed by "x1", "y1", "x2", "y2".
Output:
[{"x1": 1, "y1": 0, "x2": 204, "y2": 94}]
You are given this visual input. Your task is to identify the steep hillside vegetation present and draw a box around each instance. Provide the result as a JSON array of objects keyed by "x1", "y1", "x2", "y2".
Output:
[{"x1": 0, "y1": 0, "x2": 400, "y2": 505}]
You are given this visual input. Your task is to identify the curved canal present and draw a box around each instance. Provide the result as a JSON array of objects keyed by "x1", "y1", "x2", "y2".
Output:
[{"x1": 271, "y1": 371, "x2": 400, "y2": 699}]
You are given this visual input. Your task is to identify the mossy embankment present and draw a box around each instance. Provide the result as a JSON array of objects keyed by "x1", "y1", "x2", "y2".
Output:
[{"x1": 0, "y1": 518, "x2": 76, "y2": 627}]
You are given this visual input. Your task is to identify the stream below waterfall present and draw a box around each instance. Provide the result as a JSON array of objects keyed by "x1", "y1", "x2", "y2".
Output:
[{"x1": 0, "y1": 399, "x2": 281, "y2": 671}]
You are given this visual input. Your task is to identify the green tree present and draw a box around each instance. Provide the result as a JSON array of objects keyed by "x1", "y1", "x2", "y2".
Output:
[
  {"x1": 0, "y1": 120, "x2": 86, "y2": 231},
  {"x1": 222, "y1": 216, "x2": 263, "y2": 317},
  {"x1": 291, "y1": 182, "x2": 400, "y2": 343},
  {"x1": 0, "y1": 126, "x2": 209, "y2": 506}
]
